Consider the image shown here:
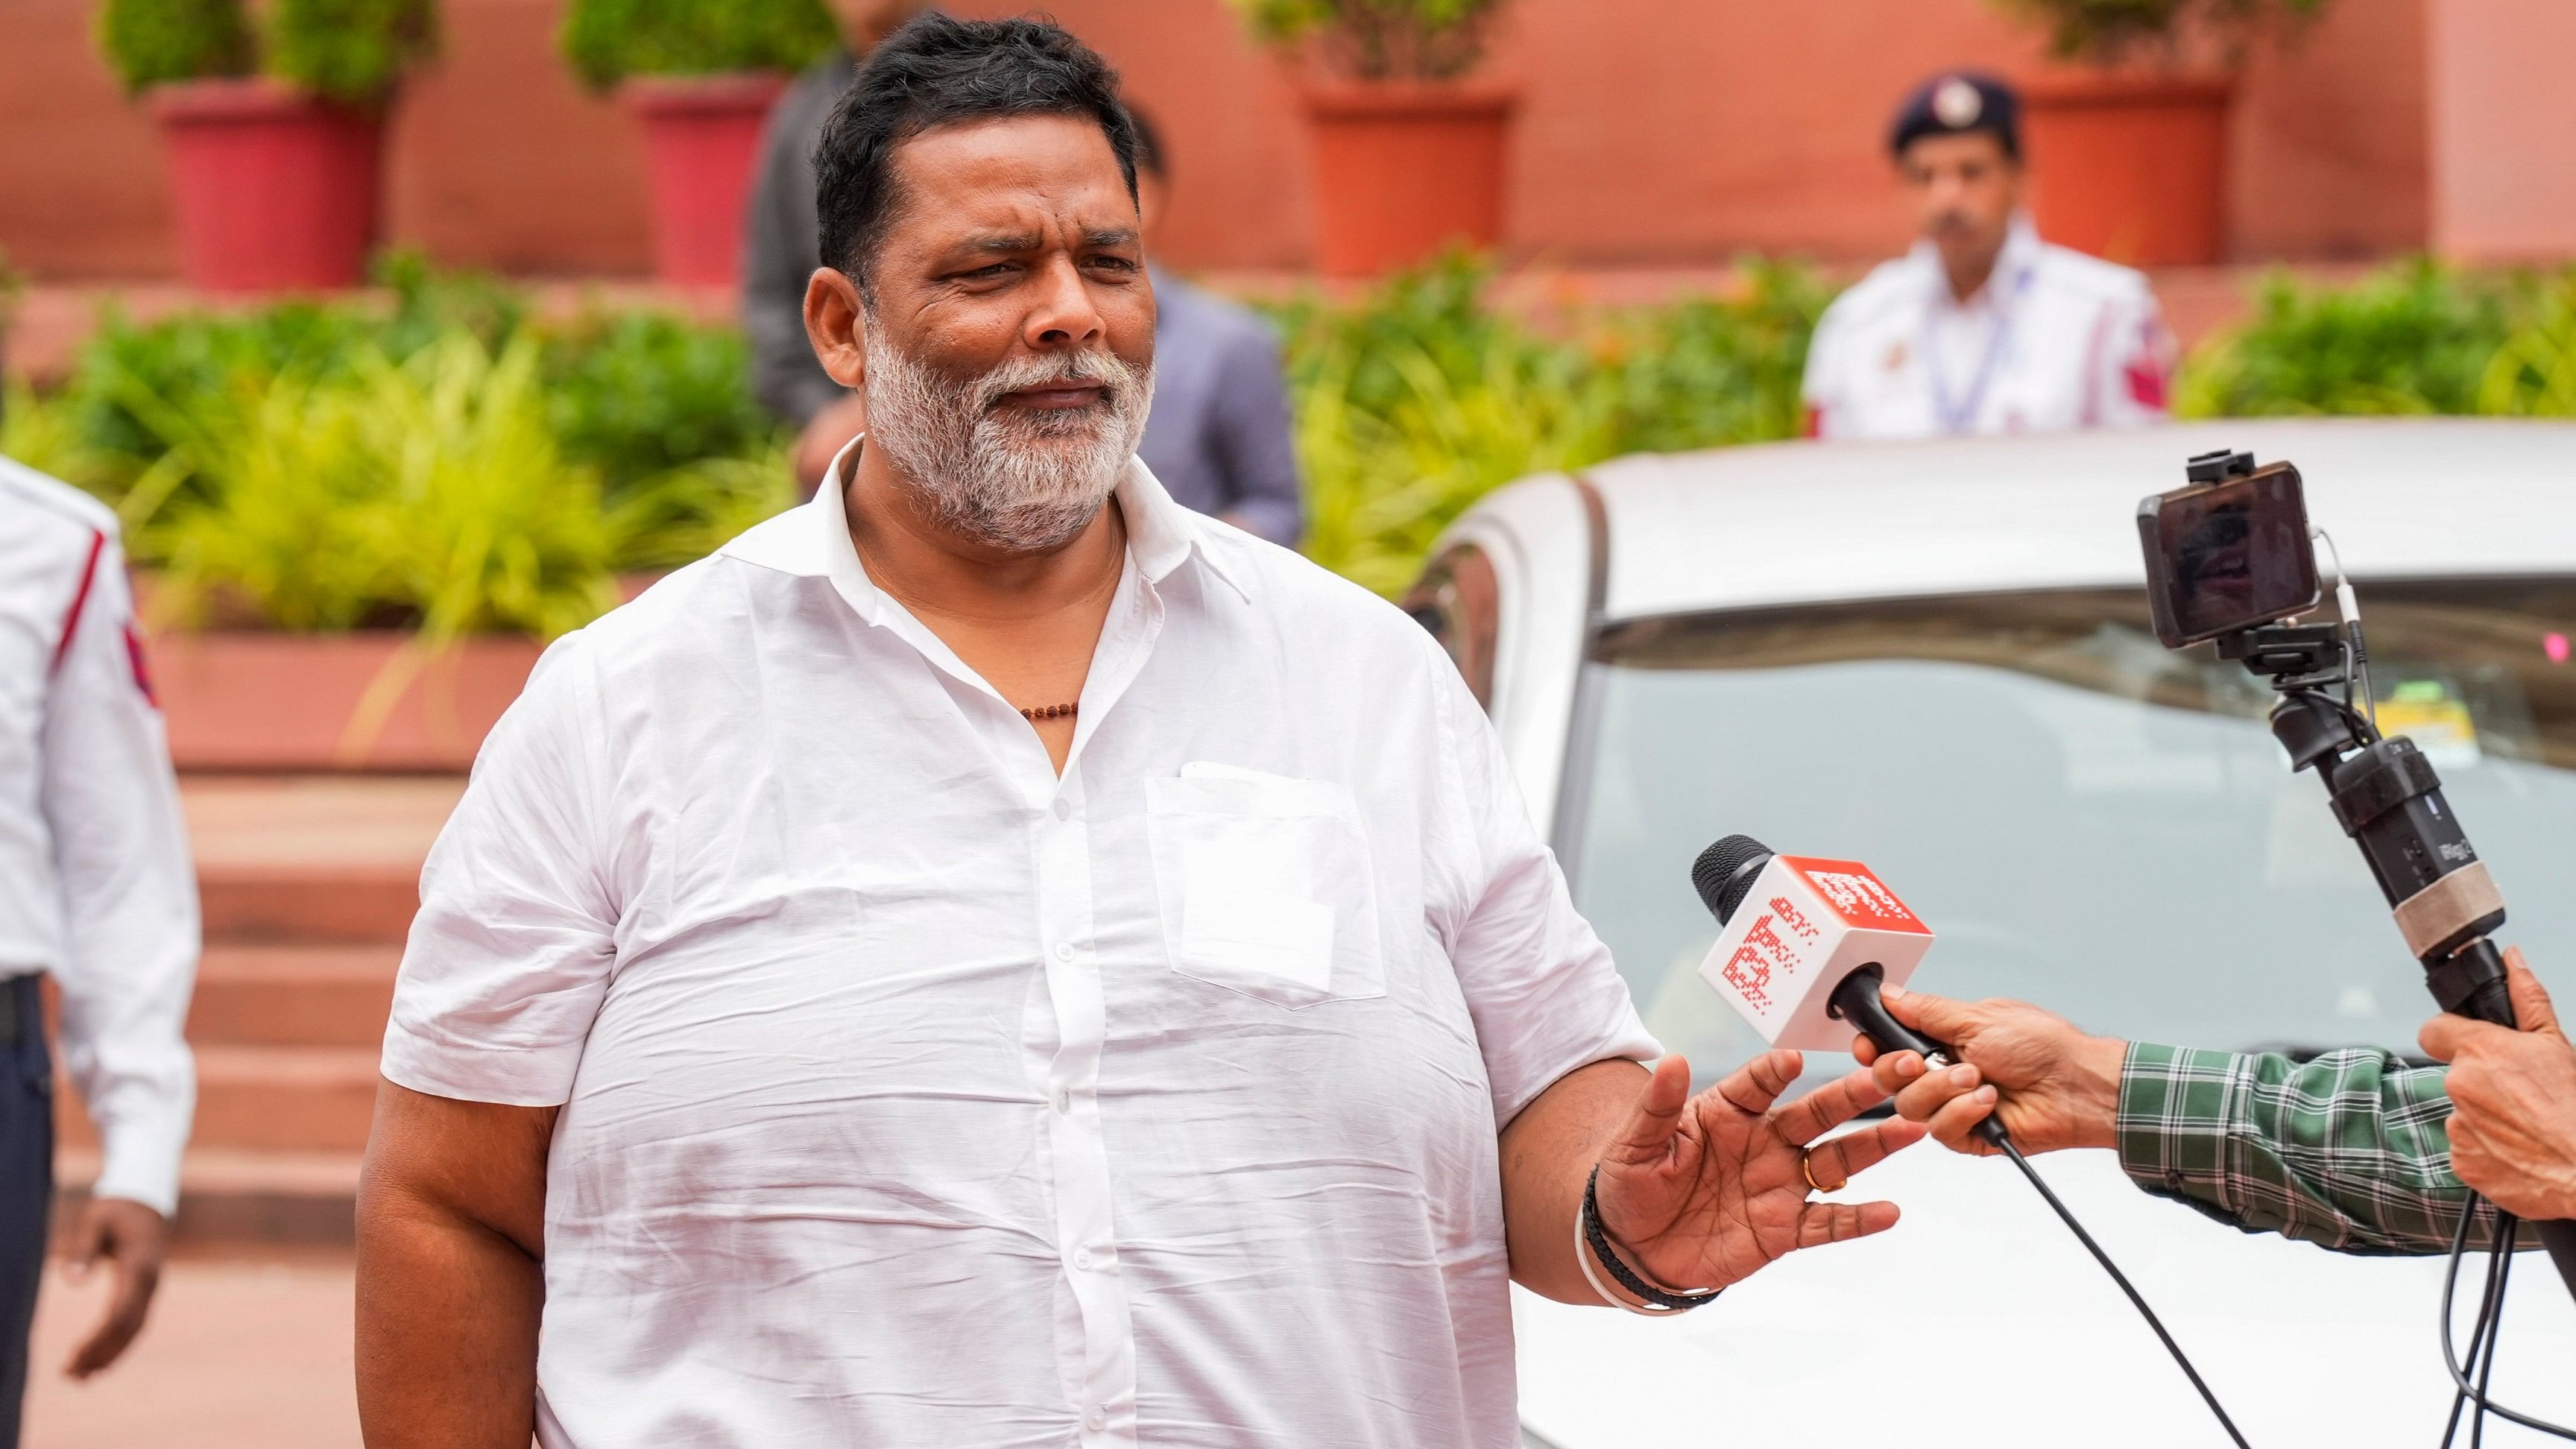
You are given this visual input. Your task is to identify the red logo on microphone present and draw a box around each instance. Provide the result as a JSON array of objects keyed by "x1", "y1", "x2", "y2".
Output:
[
  {"x1": 1721, "y1": 905, "x2": 1819, "y2": 1011},
  {"x1": 1781, "y1": 858, "x2": 1928, "y2": 932}
]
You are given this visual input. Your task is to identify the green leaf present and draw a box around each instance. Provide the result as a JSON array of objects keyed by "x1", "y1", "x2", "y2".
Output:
[{"x1": 559, "y1": 0, "x2": 839, "y2": 90}]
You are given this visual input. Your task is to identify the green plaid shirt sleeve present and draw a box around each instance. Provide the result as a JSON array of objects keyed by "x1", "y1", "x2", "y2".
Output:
[{"x1": 2115, "y1": 1042, "x2": 2498, "y2": 1256}]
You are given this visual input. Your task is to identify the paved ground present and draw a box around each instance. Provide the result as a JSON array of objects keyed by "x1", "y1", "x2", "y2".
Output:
[{"x1": 24, "y1": 1254, "x2": 357, "y2": 1447}]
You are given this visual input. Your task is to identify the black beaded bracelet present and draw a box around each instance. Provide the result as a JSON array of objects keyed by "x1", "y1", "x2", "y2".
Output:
[{"x1": 1581, "y1": 1166, "x2": 1724, "y2": 1313}]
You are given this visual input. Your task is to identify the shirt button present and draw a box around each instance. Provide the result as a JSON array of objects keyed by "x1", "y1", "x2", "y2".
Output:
[
  {"x1": 1054, "y1": 941, "x2": 1075, "y2": 963},
  {"x1": 1073, "y1": 1247, "x2": 1095, "y2": 1271},
  {"x1": 1084, "y1": 1410, "x2": 1106, "y2": 1433},
  {"x1": 1053, "y1": 1087, "x2": 1073, "y2": 1114},
  {"x1": 1053, "y1": 798, "x2": 1072, "y2": 821}
]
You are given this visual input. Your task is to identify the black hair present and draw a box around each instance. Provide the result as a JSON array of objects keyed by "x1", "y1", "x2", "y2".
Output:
[
  {"x1": 812, "y1": 13, "x2": 1140, "y2": 288},
  {"x1": 1128, "y1": 103, "x2": 1165, "y2": 180}
]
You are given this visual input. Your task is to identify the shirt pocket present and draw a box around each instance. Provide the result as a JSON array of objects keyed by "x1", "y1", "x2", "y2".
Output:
[{"x1": 1144, "y1": 763, "x2": 1385, "y2": 1009}]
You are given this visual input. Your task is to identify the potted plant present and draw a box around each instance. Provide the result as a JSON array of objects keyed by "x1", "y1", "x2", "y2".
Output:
[
  {"x1": 1229, "y1": 0, "x2": 1518, "y2": 278},
  {"x1": 1995, "y1": 0, "x2": 2330, "y2": 266},
  {"x1": 98, "y1": 0, "x2": 435, "y2": 292},
  {"x1": 562, "y1": 0, "x2": 839, "y2": 288}
]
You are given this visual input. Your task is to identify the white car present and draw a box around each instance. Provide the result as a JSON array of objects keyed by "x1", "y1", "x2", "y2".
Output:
[{"x1": 1403, "y1": 419, "x2": 2576, "y2": 1446}]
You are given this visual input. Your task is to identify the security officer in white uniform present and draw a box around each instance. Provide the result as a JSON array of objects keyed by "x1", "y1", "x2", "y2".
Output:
[
  {"x1": 1803, "y1": 72, "x2": 2176, "y2": 441},
  {"x1": 0, "y1": 457, "x2": 197, "y2": 1443}
]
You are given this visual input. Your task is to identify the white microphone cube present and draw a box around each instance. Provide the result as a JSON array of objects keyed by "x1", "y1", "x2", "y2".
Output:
[{"x1": 1696, "y1": 856, "x2": 1936, "y2": 1052}]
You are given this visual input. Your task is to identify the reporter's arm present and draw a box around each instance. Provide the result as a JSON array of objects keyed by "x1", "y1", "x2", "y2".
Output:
[
  {"x1": 355, "y1": 1083, "x2": 555, "y2": 1447},
  {"x1": 1861, "y1": 988, "x2": 2489, "y2": 1253},
  {"x1": 2116, "y1": 1043, "x2": 2487, "y2": 1255}
]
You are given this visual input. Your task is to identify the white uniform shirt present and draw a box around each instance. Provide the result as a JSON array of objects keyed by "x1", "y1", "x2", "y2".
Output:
[
  {"x1": 0, "y1": 460, "x2": 197, "y2": 1215},
  {"x1": 382, "y1": 452, "x2": 1657, "y2": 1448},
  {"x1": 1802, "y1": 215, "x2": 2174, "y2": 441}
]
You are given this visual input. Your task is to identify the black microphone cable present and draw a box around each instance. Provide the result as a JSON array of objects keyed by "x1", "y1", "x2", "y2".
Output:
[
  {"x1": 2439, "y1": 1197, "x2": 2576, "y2": 1443},
  {"x1": 2437, "y1": 1213, "x2": 2510, "y2": 1449},
  {"x1": 1989, "y1": 1134, "x2": 2253, "y2": 1449}
]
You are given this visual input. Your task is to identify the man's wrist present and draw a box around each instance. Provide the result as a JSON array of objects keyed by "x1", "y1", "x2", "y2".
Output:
[{"x1": 2067, "y1": 1032, "x2": 2128, "y2": 1151}]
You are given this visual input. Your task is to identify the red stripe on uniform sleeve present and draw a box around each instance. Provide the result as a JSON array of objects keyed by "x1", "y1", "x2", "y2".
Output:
[{"x1": 48, "y1": 528, "x2": 109, "y2": 678}]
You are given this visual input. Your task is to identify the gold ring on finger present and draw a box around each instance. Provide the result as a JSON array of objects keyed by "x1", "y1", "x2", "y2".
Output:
[{"x1": 1800, "y1": 1147, "x2": 1845, "y2": 1195}]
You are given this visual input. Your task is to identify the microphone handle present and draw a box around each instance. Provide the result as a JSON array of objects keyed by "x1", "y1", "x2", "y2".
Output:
[
  {"x1": 2432, "y1": 941, "x2": 2576, "y2": 1292},
  {"x1": 1827, "y1": 967, "x2": 2010, "y2": 1149}
]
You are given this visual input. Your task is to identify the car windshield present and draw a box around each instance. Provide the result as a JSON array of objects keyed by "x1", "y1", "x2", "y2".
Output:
[{"x1": 1566, "y1": 580, "x2": 2576, "y2": 1085}]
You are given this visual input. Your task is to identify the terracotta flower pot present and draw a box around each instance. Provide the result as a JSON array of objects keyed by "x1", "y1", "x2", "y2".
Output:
[
  {"x1": 1296, "y1": 80, "x2": 1515, "y2": 277},
  {"x1": 2019, "y1": 71, "x2": 2231, "y2": 267},
  {"x1": 623, "y1": 73, "x2": 788, "y2": 288},
  {"x1": 146, "y1": 78, "x2": 385, "y2": 292},
  {"x1": 149, "y1": 630, "x2": 543, "y2": 773}
]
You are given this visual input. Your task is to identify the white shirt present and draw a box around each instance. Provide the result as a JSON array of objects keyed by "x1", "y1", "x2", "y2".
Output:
[
  {"x1": 382, "y1": 451, "x2": 1656, "y2": 1448},
  {"x1": 0, "y1": 460, "x2": 197, "y2": 1215},
  {"x1": 1802, "y1": 214, "x2": 2174, "y2": 441}
]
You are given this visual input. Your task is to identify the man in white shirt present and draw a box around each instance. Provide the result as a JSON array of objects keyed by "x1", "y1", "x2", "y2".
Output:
[
  {"x1": 0, "y1": 458, "x2": 198, "y2": 1445},
  {"x1": 1802, "y1": 72, "x2": 2176, "y2": 441},
  {"x1": 355, "y1": 16, "x2": 1926, "y2": 1447}
]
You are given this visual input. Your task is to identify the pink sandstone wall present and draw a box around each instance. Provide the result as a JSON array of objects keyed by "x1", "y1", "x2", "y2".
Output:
[
  {"x1": 0, "y1": 0, "x2": 2452, "y2": 280},
  {"x1": 2426, "y1": 0, "x2": 2576, "y2": 262}
]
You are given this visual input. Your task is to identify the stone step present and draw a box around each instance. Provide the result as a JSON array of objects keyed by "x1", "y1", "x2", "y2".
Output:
[
  {"x1": 198, "y1": 866, "x2": 419, "y2": 947},
  {"x1": 183, "y1": 775, "x2": 461, "y2": 947},
  {"x1": 189, "y1": 945, "x2": 400, "y2": 1049},
  {"x1": 59, "y1": 1046, "x2": 380, "y2": 1155},
  {"x1": 54, "y1": 1148, "x2": 359, "y2": 1251}
]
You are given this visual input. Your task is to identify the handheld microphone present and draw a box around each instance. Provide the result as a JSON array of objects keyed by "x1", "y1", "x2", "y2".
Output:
[
  {"x1": 1688, "y1": 832, "x2": 2250, "y2": 1448},
  {"x1": 1688, "y1": 834, "x2": 2004, "y2": 1147}
]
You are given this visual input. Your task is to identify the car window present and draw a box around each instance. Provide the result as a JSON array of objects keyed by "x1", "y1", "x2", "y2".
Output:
[
  {"x1": 1565, "y1": 580, "x2": 2576, "y2": 1086},
  {"x1": 1404, "y1": 543, "x2": 1500, "y2": 710}
]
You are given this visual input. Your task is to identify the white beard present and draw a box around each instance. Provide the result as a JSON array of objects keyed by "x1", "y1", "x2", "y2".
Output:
[{"x1": 862, "y1": 326, "x2": 1155, "y2": 552}]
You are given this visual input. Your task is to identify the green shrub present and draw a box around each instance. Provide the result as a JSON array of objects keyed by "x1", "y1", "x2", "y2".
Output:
[
  {"x1": 1227, "y1": 0, "x2": 1511, "y2": 80},
  {"x1": 95, "y1": 0, "x2": 429, "y2": 101},
  {"x1": 12, "y1": 259, "x2": 791, "y2": 634},
  {"x1": 54, "y1": 253, "x2": 519, "y2": 495},
  {"x1": 262, "y1": 0, "x2": 435, "y2": 101},
  {"x1": 132, "y1": 332, "x2": 619, "y2": 639},
  {"x1": 1278, "y1": 252, "x2": 1830, "y2": 594},
  {"x1": 1591, "y1": 259, "x2": 1831, "y2": 455},
  {"x1": 560, "y1": 0, "x2": 839, "y2": 90},
  {"x1": 2176, "y1": 259, "x2": 2516, "y2": 418},
  {"x1": 2478, "y1": 272, "x2": 2576, "y2": 419},
  {"x1": 95, "y1": 0, "x2": 256, "y2": 94},
  {"x1": 609, "y1": 448, "x2": 802, "y2": 572},
  {"x1": 1989, "y1": 0, "x2": 2332, "y2": 63},
  {"x1": 546, "y1": 312, "x2": 779, "y2": 490}
]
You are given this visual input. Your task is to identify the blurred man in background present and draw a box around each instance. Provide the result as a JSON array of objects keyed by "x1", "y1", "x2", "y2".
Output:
[
  {"x1": 1126, "y1": 108, "x2": 1303, "y2": 546},
  {"x1": 743, "y1": 0, "x2": 933, "y2": 488},
  {"x1": 1802, "y1": 72, "x2": 2175, "y2": 441},
  {"x1": 0, "y1": 459, "x2": 198, "y2": 1446}
]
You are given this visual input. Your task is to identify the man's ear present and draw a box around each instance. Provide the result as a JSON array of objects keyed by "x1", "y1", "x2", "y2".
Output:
[{"x1": 803, "y1": 268, "x2": 869, "y2": 391}]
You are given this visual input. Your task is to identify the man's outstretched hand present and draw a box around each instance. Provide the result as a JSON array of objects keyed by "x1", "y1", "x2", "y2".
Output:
[
  {"x1": 1592, "y1": 1049, "x2": 1925, "y2": 1293},
  {"x1": 2421, "y1": 947, "x2": 2576, "y2": 1219},
  {"x1": 60, "y1": 1196, "x2": 167, "y2": 1379},
  {"x1": 1852, "y1": 988, "x2": 2126, "y2": 1156}
]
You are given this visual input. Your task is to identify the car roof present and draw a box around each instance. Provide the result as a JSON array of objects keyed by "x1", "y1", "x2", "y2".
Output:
[{"x1": 1582, "y1": 418, "x2": 2576, "y2": 623}]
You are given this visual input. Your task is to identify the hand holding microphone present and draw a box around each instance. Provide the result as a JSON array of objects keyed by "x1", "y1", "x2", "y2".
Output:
[
  {"x1": 1851, "y1": 991, "x2": 2126, "y2": 1158},
  {"x1": 1688, "y1": 833, "x2": 2014, "y2": 1150}
]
